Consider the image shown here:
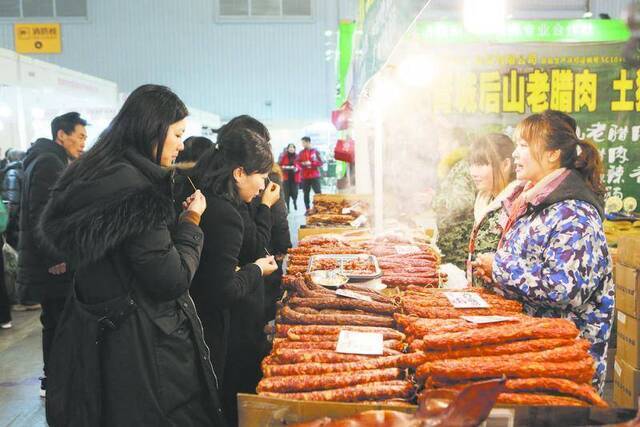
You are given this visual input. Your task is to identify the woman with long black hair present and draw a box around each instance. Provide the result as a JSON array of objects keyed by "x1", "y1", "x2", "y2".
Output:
[
  {"x1": 176, "y1": 117, "x2": 279, "y2": 425},
  {"x1": 39, "y1": 84, "x2": 226, "y2": 426}
]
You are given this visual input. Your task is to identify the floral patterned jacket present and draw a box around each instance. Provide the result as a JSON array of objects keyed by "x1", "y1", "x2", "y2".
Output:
[{"x1": 491, "y1": 170, "x2": 614, "y2": 394}]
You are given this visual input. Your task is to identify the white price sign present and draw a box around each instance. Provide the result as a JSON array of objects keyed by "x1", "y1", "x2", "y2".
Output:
[
  {"x1": 443, "y1": 292, "x2": 489, "y2": 308},
  {"x1": 336, "y1": 289, "x2": 373, "y2": 302},
  {"x1": 394, "y1": 245, "x2": 421, "y2": 255},
  {"x1": 335, "y1": 330, "x2": 383, "y2": 355},
  {"x1": 461, "y1": 315, "x2": 517, "y2": 324}
]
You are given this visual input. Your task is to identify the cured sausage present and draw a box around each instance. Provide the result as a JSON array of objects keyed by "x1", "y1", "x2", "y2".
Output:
[
  {"x1": 256, "y1": 368, "x2": 402, "y2": 393},
  {"x1": 262, "y1": 354, "x2": 408, "y2": 377},
  {"x1": 285, "y1": 325, "x2": 405, "y2": 341},
  {"x1": 409, "y1": 338, "x2": 579, "y2": 358},
  {"x1": 271, "y1": 348, "x2": 401, "y2": 364},
  {"x1": 279, "y1": 306, "x2": 394, "y2": 328},
  {"x1": 287, "y1": 296, "x2": 396, "y2": 315},
  {"x1": 259, "y1": 380, "x2": 414, "y2": 402},
  {"x1": 418, "y1": 319, "x2": 579, "y2": 350},
  {"x1": 272, "y1": 338, "x2": 405, "y2": 352},
  {"x1": 438, "y1": 378, "x2": 607, "y2": 407},
  {"x1": 415, "y1": 357, "x2": 594, "y2": 383}
]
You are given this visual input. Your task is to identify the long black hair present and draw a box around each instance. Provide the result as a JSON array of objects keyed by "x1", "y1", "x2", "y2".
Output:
[
  {"x1": 191, "y1": 117, "x2": 273, "y2": 202},
  {"x1": 56, "y1": 84, "x2": 188, "y2": 188}
]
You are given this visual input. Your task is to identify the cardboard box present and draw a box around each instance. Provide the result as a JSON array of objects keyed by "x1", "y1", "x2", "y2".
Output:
[
  {"x1": 619, "y1": 236, "x2": 640, "y2": 269},
  {"x1": 237, "y1": 393, "x2": 516, "y2": 427},
  {"x1": 237, "y1": 393, "x2": 415, "y2": 427},
  {"x1": 613, "y1": 356, "x2": 640, "y2": 408},
  {"x1": 617, "y1": 311, "x2": 640, "y2": 369},
  {"x1": 616, "y1": 264, "x2": 640, "y2": 317}
]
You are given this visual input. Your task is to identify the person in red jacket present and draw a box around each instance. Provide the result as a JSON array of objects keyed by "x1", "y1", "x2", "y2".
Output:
[
  {"x1": 278, "y1": 143, "x2": 301, "y2": 211},
  {"x1": 296, "y1": 136, "x2": 323, "y2": 212}
]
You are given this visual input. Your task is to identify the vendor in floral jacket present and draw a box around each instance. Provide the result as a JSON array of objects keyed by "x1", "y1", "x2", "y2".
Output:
[{"x1": 473, "y1": 110, "x2": 614, "y2": 395}]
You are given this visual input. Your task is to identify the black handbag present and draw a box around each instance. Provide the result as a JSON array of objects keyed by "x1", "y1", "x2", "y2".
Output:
[{"x1": 45, "y1": 284, "x2": 137, "y2": 427}]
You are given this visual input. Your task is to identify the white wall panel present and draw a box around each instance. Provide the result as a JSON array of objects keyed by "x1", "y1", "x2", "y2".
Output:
[{"x1": 0, "y1": 0, "x2": 340, "y2": 122}]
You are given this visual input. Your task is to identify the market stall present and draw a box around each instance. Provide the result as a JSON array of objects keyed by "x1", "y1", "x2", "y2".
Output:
[{"x1": 237, "y1": 1, "x2": 640, "y2": 425}]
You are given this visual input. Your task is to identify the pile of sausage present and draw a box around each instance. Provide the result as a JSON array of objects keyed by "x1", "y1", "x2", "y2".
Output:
[
  {"x1": 364, "y1": 240, "x2": 445, "y2": 289},
  {"x1": 259, "y1": 275, "x2": 417, "y2": 402},
  {"x1": 305, "y1": 196, "x2": 369, "y2": 227},
  {"x1": 400, "y1": 286, "x2": 522, "y2": 318},
  {"x1": 285, "y1": 235, "x2": 446, "y2": 289},
  {"x1": 394, "y1": 288, "x2": 607, "y2": 408}
]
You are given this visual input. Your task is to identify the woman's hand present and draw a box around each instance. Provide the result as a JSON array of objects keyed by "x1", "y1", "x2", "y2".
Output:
[
  {"x1": 261, "y1": 182, "x2": 281, "y2": 208},
  {"x1": 183, "y1": 190, "x2": 207, "y2": 215},
  {"x1": 471, "y1": 253, "x2": 495, "y2": 283},
  {"x1": 254, "y1": 256, "x2": 278, "y2": 276}
]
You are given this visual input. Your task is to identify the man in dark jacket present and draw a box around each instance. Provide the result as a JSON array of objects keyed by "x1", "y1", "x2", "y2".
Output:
[{"x1": 16, "y1": 112, "x2": 87, "y2": 397}]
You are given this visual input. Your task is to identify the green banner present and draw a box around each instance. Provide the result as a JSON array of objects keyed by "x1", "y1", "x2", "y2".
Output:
[
  {"x1": 413, "y1": 19, "x2": 631, "y2": 44},
  {"x1": 402, "y1": 41, "x2": 639, "y2": 200},
  {"x1": 337, "y1": 21, "x2": 356, "y2": 107}
]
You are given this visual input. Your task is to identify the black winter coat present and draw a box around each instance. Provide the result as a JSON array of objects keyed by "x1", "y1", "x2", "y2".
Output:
[
  {"x1": 18, "y1": 138, "x2": 71, "y2": 296},
  {"x1": 38, "y1": 150, "x2": 226, "y2": 427},
  {"x1": 2, "y1": 160, "x2": 24, "y2": 247}
]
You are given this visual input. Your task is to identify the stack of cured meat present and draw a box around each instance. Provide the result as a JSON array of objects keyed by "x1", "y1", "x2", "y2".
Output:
[
  {"x1": 258, "y1": 275, "x2": 419, "y2": 402},
  {"x1": 365, "y1": 237, "x2": 445, "y2": 289},
  {"x1": 285, "y1": 235, "x2": 446, "y2": 289},
  {"x1": 395, "y1": 289, "x2": 607, "y2": 407},
  {"x1": 306, "y1": 195, "x2": 369, "y2": 227}
]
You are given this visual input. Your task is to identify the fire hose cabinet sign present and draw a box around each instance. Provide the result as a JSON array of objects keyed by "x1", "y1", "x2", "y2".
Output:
[{"x1": 14, "y1": 23, "x2": 61, "y2": 54}]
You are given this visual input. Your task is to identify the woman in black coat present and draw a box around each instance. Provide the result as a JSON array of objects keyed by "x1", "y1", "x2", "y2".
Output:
[
  {"x1": 177, "y1": 120, "x2": 279, "y2": 426},
  {"x1": 38, "y1": 85, "x2": 226, "y2": 427}
]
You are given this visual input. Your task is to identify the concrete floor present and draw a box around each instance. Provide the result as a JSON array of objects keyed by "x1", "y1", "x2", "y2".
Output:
[{"x1": 0, "y1": 309, "x2": 46, "y2": 427}]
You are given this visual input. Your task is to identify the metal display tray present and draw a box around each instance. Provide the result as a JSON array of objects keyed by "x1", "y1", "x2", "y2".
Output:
[{"x1": 307, "y1": 254, "x2": 382, "y2": 281}]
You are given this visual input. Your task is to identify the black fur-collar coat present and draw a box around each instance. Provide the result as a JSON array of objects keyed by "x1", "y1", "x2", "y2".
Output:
[{"x1": 38, "y1": 150, "x2": 227, "y2": 427}]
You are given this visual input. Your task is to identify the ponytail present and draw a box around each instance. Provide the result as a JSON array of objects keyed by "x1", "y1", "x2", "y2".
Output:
[{"x1": 575, "y1": 138, "x2": 606, "y2": 198}]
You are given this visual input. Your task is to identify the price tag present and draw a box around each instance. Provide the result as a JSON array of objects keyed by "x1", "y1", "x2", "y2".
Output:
[
  {"x1": 618, "y1": 311, "x2": 627, "y2": 325},
  {"x1": 335, "y1": 330, "x2": 383, "y2": 355},
  {"x1": 461, "y1": 315, "x2": 517, "y2": 324},
  {"x1": 342, "y1": 207, "x2": 351, "y2": 214},
  {"x1": 394, "y1": 244, "x2": 421, "y2": 255},
  {"x1": 336, "y1": 289, "x2": 373, "y2": 302},
  {"x1": 615, "y1": 361, "x2": 622, "y2": 377},
  {"x1": 350, "y1": 215, "x2": 367, "y2": 227},
  {"x1": 443, "y1": 292, "x2": 489, "y2": 308}
]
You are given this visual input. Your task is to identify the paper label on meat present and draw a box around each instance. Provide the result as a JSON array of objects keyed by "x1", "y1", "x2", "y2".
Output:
[
  {"x1": 342, "y1": 207, "x2": 351, "y2": 214},
  {"x1": 336, "y1": 288, "x2": 373, "y2": 302},
  {"x1": 618, "y1": 311, "x2": 627, "y2": 324},
  {"x1": 394, "y1": 244, "x2": 422, "y2": 255},
  {"x1": 461, "y1": 315, "x2": 518, "y2": 324},
  {"x1": 615, "y1": 360, "x2": 622, "y2": 377},
  {"x1": 443, "y1": 291, "x2": 489, "y2": 308},
  {"x1": 335, "y1": 330, "x2": 384, "y2": 355}
]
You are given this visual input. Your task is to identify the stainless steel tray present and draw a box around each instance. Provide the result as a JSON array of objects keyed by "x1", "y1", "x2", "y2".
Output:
[{"x1": 307, "y1": 254, "x2": 382, "y2": 281}]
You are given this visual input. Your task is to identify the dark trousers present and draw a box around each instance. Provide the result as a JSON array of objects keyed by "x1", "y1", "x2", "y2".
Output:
[
  {"x1": 40, "y1": 295, "x2": 67, "y2": 377},
  {"x1": 0, "y1": 249, "x2": 9, "y2": 324},
  {"x1": 302, "y1": 178, "x2": 322, "y2": 210},
  {"x1": 283, "y1": 179, "x2": 298, "y2": 211}
]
